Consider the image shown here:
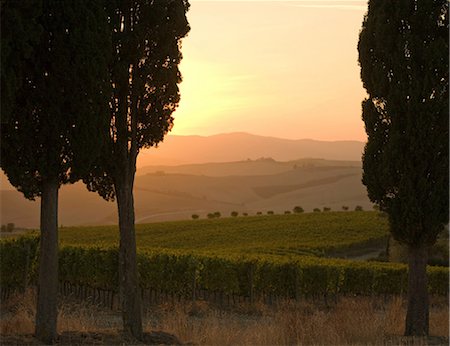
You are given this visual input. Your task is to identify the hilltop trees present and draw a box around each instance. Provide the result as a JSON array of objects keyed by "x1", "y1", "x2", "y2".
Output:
[
  {"x1": 84, "y1": 0, "x2": 190, "y2": 339},
  {"x1": 358, "y1": 0, "x2": 448, "y2": 336},
  {"x1": 0, "y1": 0, "x2": 111, "y2": 342}
]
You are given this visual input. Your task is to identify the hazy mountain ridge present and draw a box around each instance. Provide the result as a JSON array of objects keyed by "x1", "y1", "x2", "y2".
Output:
[
  {"x1": 1, "y1": 133, "x2": 369, "y2": 228},
  {"x1": 137, "y1": 132, "x2": 365, "y2": 167}
]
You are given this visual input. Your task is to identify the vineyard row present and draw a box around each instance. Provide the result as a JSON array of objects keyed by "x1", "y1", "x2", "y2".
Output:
[{"x1": 1, "y1": 236, "x2": 448, "y2": 300}]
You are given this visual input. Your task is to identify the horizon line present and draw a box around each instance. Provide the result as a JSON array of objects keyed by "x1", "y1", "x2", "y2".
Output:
[{"x1": 166, "y1": 131, "x2": 366, "y2": 143}]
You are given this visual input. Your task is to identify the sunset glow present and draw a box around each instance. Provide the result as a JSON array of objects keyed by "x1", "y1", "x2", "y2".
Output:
[{"x1": 172, "y1": 0, "x2": 368, "y2": 141}]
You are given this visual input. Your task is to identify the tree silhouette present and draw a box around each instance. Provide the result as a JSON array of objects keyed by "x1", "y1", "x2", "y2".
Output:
[
  {"x1": 84, "y1": 0, "x2": 190, "y2": 338},
  {"x1": 293, "y1": 206, "x2": 304, "y2": 214},
  {"x1": 358, "y1": 0, "x2": 448, "y2": 336},
  {"x1": 1, "y1": 0, "x2": 43, "y2": 123},
  {"x1": 0, "y1": 0, "x2": 110, "y2": 342}
]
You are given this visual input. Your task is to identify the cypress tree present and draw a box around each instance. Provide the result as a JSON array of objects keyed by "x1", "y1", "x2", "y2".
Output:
[
  {"x1": 358, "y1": 0, "x2": 449, "y2": 336},
  {"x1": 0, "y1": 0, "x2": 111, "y2": 342},
  {"x1": 84, "y1": 0, "x2": 190, "y2": 339}
]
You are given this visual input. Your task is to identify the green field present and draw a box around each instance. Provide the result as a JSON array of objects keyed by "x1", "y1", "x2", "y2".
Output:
[{"x1": 60, "y1": 211, "x2": 389, "y2": 259}]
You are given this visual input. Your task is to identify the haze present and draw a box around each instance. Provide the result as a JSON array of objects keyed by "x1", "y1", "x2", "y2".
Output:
[
  {"x1": 1, "y1": 1, "x2": 374, "y2": 228},
  {"x1": 172, "y1": 0, "x2": 368, "y2": 141},
  {"x1": 1, "y1": 134, "x2": 370, "y2": 228}
]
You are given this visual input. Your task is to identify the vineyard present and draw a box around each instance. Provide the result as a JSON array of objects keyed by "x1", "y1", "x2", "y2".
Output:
[
  {"x1": 60, "y1": 211, "x2": 390, "y2": 257},
  {"x1": 1, "y1": 212, "x2": 448, "y2": 304}
]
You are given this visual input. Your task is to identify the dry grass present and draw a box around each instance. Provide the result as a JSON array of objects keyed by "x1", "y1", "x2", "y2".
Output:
[
  {"x1": 1, "y1": 290, "x2": 448, "y2": 345},
  {"x1": 149, "y1": 297, "x2": 448, "y2": 345},
  {"x1": 0, "y1": 290, "x2": 121, "y2": 336}
]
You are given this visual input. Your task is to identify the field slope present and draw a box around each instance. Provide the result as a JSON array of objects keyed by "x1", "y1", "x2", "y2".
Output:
[{"x1": 59, "y1": 211, "x2": 389, "y2": 259}]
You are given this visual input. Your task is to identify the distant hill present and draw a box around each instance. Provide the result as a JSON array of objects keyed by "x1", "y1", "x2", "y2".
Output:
[
  {"x1": 137, "y1": 157, "x2": 361, "y2": 177},
  {"x1": 136, "y1": 132, "x2": 365, "y2": 167},
  {"x1": 1, "y1": 158, "x2": 371, "y2": 228}
]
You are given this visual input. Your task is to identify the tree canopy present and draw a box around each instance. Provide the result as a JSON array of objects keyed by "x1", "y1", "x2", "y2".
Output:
[
  {"x1": 85, "y1": 0, "x2": 191, "y2": 199},
  {"x1": 359, "y1": 0, "x2": 449, "y2": 247},
  {"x1": 1, "y1": 0, "x2": 111, "y2": 198},
  {"x1": 1, "y1": 0, "x2": 43, "y2": 122},
  {"x1": 358, "y1": 0, "x2": 448, "y2": 336}
]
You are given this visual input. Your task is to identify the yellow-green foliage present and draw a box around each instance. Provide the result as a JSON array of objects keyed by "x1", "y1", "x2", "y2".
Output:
[
  {"x1": 2, "y1": 212, "x2": 448, "y2": 297},
  {"x1": 59, "y1": 211, "x2": 389, "y2": 258}
]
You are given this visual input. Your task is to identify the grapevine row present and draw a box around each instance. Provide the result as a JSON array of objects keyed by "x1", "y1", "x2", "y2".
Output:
[{"x1": 1, "y1": 236, "x2": 448, "y2": 299}]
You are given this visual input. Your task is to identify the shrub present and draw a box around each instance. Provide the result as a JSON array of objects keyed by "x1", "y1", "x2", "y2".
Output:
[
  {"x1": 207, "y1": 213, "x2": 215, "y2": 219},
  {"x1": 267, "y1": 211, "x2": 274, "y2": 215},
  {"x1": 242, "y1": 213, "x2": 248, "y2": 217},
  {"x1": 230, "y1": 211, "x2": 238, "y2": 217},
  {"x1": 191, "y1": 214, "x2": 199, "y2": 220},
  {"x1": 313, "y1": 208, "x2": 321, "y2": 213},
  {"x1": 323, "y1": 207, "x2": 331, "y2": 212},
  {"x1": 342, "y1": 206, "x2": 349, "y2": 211},
  {"x1": 213, "y1": 212, "x2": 221, "y2": 218},
  {"x1": 355, "y1": 205, "x2": 364, "y2": 211},
  {"x1": 284, "y1": 211, "x2": 291, "y2": 214},
  {"x1": 2, "y1": 223, "x2": 15, "y2": 232},
  {"x1": 293, "y1": 206, "x2": 304, "y2": 214},
  {"x1": 256, "y1": 212, "x2": 262, "y2": 215}
]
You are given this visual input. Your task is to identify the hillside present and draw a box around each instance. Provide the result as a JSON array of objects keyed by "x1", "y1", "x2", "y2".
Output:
[
  {"x1": 1, "y1": 157, "x2": 371, "y2": 229},
  {"x1": 138, "y1": 157, "x2": 361, "y2": 177},
  {"x1": 58, "y1": 212, "x2": 389, "y2": 258},
  {"x1": 136, "y1": 132, "x2": 365, "y2": 166}
]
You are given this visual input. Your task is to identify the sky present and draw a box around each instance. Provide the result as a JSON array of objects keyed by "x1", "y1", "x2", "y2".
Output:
[{"x1": 170, "y1": 0, "x2": 369, "y2": 141}]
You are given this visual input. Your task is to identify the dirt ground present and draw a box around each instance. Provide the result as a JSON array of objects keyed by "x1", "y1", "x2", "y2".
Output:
[{"x1": 1, "y1": 330, "x2": 184, "y2": 345}]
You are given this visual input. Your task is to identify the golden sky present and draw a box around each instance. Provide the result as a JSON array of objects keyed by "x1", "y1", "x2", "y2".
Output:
[{"x1": 172, "y1": 0, "x2": 368, "y2": 141}]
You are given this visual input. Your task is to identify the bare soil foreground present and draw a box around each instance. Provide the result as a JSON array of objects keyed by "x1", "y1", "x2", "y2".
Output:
[{"x1": 1, "y1": 291, "x2": 448, "y2": 345}]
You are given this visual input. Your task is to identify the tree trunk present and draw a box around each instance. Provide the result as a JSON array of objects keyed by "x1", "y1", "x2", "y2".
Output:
[
  {"x1": 115, "y1": 177, "x2": 143, "y2": 340},
  {"x1": 405, "y1": 245, "x2": 429, "y2": 336},
  {"x1": 35, "y1": 179, "x2": 59, "y2": 343}
]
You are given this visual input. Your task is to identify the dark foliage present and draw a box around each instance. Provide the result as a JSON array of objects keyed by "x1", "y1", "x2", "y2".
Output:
[
  {"x1": 84, "y1": 0, "x2": 191, "y2": 200},
  {"x1": 0, "y1": 0, "x2": 43, "y2": 123},
  {"x1": 1, "y1": 0, "x2": 111, "y2": 198},
  {"x1": 358, "y1": 0, "x2": 449, "y2": 336},
  {"x1": 359, "y1": 0, "x2": 449, "y2": 247}
]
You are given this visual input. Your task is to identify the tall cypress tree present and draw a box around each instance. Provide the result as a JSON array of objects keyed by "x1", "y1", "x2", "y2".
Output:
[
  {"x1": 0, "y1": 0, "x2": 111, "y2": 342},
  {"x1": 84, "y1": 0, "x2": 190, "y2": 338},
  {"x1": 358, "y1": 0, "x2": 448, "y2": 336}
]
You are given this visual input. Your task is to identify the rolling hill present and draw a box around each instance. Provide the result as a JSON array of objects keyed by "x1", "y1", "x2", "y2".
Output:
[{"x1": 1, "y1": 157, "x2": 371, "y2": 229}]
